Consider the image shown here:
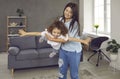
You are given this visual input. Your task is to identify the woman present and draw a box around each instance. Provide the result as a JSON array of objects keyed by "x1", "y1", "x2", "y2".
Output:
[{"x1": 46, "y1": 2, "x2": 83, "y2": 79}]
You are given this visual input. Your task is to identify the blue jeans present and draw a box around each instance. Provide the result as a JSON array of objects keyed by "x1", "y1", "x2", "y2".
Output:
[{"x1": 58, "y1": 48, "x2": 81, "y2": 79}]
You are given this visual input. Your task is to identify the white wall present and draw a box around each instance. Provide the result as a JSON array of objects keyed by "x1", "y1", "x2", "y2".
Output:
[
  {"x1": 79, "y1": 0, "x2": 93, "y2": 35},
  {"x1": 111, "y1": 0, "x2": 120, "y2": 70},
  {"x1": 79, "y1": 0, "x2": 84, "y2": 35},
  {"x1": 111, "y1": 0, "x2": 120, "y2": 43},
  {"x1": 110, "y1": 0, "x2": 120, "y2": 70},
  {"x1": 83, "y1": 0, "x2": 93, "y2": 33}
]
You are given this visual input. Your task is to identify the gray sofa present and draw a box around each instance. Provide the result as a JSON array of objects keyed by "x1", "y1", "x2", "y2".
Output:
[{"x1": 8, "y1": 36, "x2": 58, "y2": 74}]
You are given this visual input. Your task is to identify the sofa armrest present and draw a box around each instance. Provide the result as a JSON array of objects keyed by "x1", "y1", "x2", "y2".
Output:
[{"x1": 8, "y1": 47, "x2": 20, "y2": 56}]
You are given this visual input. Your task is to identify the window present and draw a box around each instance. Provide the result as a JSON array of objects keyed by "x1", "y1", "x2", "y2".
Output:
[{"x1": 93, "y1": 0, "x2": 111, "y2": 35}]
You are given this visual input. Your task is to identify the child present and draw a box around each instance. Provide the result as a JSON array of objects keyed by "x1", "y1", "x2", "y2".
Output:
[{"x1": 19, "y1": 21, "x2": 91, "y2": 58}]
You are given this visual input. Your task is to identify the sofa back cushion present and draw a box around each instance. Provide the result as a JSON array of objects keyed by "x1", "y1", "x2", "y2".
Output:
[
  {"x1": 9, "y1": 36, "x2": 36, "y2": 50},
  {"x1": 36, "y1": 36, "x2": 52, "y2": 49}
]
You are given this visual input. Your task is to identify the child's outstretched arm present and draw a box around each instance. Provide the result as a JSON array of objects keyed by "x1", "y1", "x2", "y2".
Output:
[
  {"x1": 68, "y1": 37, "x2": 91, "y2": 45},
  {"x1": 19, "y1": 29, "x2": 41, "y2": 36}
]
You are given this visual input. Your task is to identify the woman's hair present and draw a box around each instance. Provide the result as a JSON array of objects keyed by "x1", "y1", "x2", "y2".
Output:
[
  {"x1": 62, "y1": 2, "x2": 80, "y2": 36},
  {"x1": 47, "y1": 20, "x2": 68, "y2": 36}
]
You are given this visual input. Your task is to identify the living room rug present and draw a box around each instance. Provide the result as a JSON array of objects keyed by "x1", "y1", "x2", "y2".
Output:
[
  {"x1": 80, "y1": 69, "x2": 97, "y2": 79},
  {"x1": 31, "y1": 69, "x2": 97, "y2": 79}
]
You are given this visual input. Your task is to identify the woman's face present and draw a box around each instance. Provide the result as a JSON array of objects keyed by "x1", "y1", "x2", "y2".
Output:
[
  {"x1": 64, "y1": 7, "x2": 73, "y2": 20},
  {"x1": 52, "y1": 28, "x2": 61, "y2": 38}
]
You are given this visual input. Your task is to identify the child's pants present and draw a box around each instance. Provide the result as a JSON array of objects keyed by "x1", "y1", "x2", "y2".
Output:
[{"x1": 58, "y1": 48, "x2": 81, "y2": 79}]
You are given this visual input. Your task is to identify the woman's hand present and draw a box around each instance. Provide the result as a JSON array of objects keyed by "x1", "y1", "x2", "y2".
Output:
[{"x1": 83, "y1": 37, "x2": 91, "y2": 46}]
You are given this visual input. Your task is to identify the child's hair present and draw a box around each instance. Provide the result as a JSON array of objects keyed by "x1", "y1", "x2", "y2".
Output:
[{"x1": 47, "y1": 20, "x2": 68, "y2": 36}]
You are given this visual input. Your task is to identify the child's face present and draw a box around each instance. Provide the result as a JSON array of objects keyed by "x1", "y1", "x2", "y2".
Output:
[
  {"x1": 64, "y1": 7, "x2": 73, "y2": 20},
  {"x1": 52, "y1": 28, "x2": 61, "y2": 38}
]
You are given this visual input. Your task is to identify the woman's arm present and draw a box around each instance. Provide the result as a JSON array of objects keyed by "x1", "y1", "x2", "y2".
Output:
[
  {"x1": 46, "y1": 34, "x2": 91, "y2": 45},
  {"x1": 19, "y1": 29, "x2": 41, "y2": 36},
  {"x1": 68, "y1": 37, "x2": 91, "y2": 45},
  {"x1": 45, "y1": 34, "x2": 67, "y2": 43}
]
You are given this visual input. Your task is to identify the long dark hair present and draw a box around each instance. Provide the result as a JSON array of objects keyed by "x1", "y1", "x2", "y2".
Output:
[{"x1": 62, "y1": 2, "x2": 80, "y2": 36}]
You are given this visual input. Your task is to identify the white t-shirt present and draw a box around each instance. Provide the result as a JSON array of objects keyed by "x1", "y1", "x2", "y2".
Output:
[{"x1": 41, "y1": 29, "x2": 68, "y2": 50}]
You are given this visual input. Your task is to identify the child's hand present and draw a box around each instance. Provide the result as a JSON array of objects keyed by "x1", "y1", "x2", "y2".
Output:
[
  {"x1": 18, "y1": 29, "x2": 29, "y2": 37},
  {"x1": 18, "y1": 29, "x2": 27, "y2": 36}
]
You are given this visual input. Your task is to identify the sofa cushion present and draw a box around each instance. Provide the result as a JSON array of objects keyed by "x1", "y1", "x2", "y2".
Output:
[
  {"x1": 9, "y1": 36, "x2": 36, "y2": 50},
  {"x1": 16, "y1": 49, "x2": 39, "y2": 60},
  {"x1": 35, "y1": 36, "x2": 52, "y2": 49},
  {"x1": 37, "y1": 48, "x2": 58, "y2": 58}
]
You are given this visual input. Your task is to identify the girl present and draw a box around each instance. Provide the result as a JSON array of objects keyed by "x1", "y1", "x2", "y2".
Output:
[
  {"x1": 46, "y1": 2, "x2": 85, "y2": 79},
  {"x1": 19, "y1": 20, "x2": 90, "y2": 58},
  {"x1": 19, "y1": 21, "x2": 68, "y2": 58}
]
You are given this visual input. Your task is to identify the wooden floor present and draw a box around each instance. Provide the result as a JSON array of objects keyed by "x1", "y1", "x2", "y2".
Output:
[{"x1": 0, "y1": 51, "x2": 120, "y2": 79}]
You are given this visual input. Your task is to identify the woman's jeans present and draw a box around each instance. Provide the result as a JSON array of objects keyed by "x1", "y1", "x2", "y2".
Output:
[{"x1": 58, "y1": 48, "x2": 81, "y2": 79}]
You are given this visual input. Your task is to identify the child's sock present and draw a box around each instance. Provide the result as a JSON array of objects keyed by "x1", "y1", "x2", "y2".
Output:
[
  {"x1": 39, "y1": 36, "x2": 45, "y2": 42},
  {"x1": 49, "y1": 52, "x2": 57, "y2": 58}
]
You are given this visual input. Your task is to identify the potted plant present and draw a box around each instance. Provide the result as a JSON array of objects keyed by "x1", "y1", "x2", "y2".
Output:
[
  {"x1": 94, "y1": 24, "x2": 99, "y2": 35},
  {"x1": 106, "y1": 39, "x2": 120, "y2": 61},
  {"x1": 16, "y1": 8, "x2": 24, "y2": 17}
]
